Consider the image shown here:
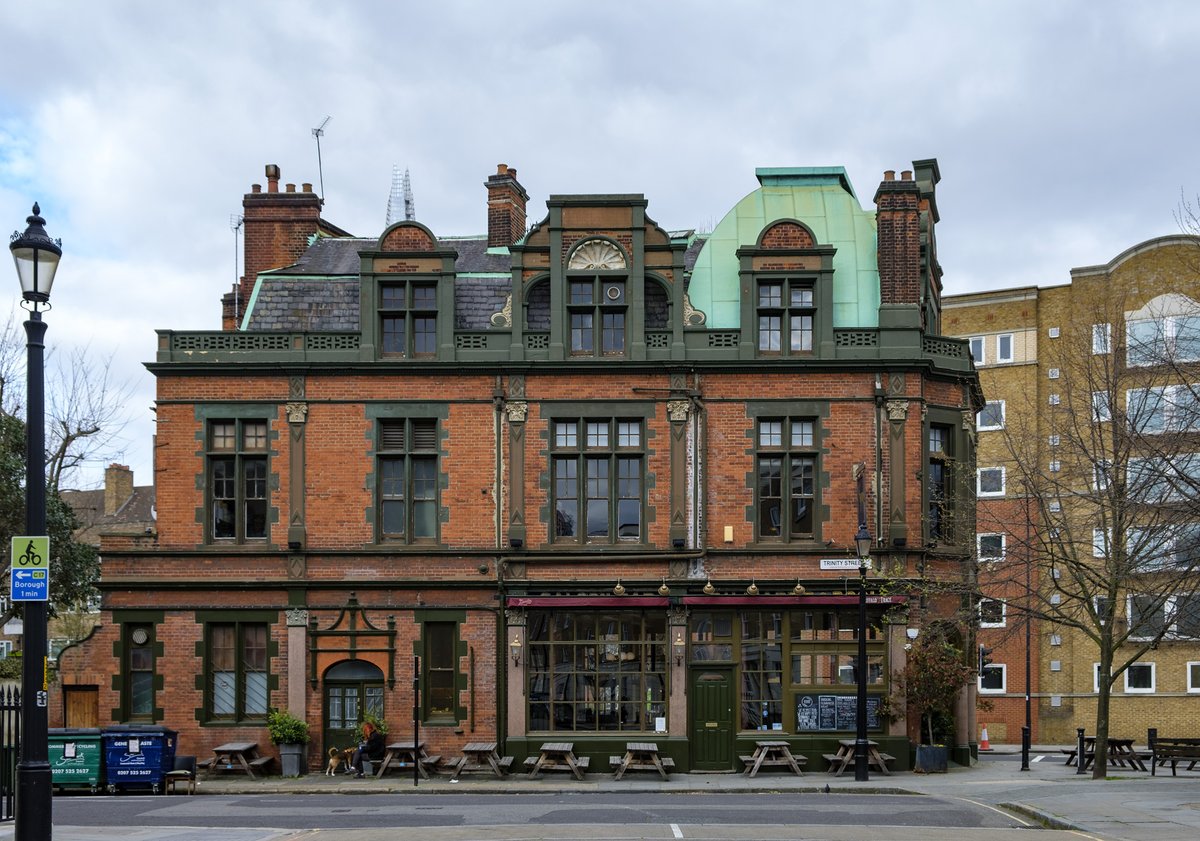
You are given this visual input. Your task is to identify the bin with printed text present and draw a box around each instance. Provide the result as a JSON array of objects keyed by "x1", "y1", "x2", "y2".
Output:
[
  {"x1": 100, "y1": 725, "x2": 177, "y2": 794},
  {"x1": 49, "y1": 728, "x2": 103, "y2": 793}
]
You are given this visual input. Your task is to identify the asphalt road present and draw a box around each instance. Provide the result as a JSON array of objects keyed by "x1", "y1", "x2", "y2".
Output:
[{"x1": 36, "y1": 791, "x2": 1071, "y2": 841}]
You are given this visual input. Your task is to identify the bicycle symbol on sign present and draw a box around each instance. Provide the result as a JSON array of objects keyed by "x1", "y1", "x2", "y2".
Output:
[{"x1": 17, "y1": 541, "x2": 41, "y2": 566}]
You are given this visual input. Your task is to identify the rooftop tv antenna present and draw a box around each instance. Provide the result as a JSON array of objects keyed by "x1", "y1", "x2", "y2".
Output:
[
  {"x1": 230, "y1": 213, "x2": 244, "y2": 327},
  {"x1": 312, "y1": 115, "x2": 332, "y2": 200}
]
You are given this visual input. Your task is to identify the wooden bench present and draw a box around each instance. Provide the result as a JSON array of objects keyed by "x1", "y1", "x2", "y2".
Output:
[
  {"x1": 497, "y1": 756, "x2": 514, "y2": 772},
  {"x1": 248, "y1": 756, "x2": 273, "y2": 773},
  {"x1": 524, "y1": 755, "x2": 590, "y2": 772},
  {"x1": 1151, "y1": 740, "x2": 1200, "y2": 776}
]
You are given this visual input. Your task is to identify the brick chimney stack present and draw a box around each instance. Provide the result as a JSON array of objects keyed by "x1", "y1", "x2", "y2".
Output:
[
  {"x1": 486, "y1": 163, "x2": 529, "y2": 248},
  {"x1": 873, "y1": 168, "x2": 922, "y2": 307},
  {"x1": 221, "y1": 165, "x2": 324, "y2": 329},
  {"x1": 104, "y1": 464, "x2": 134, "y2": 516}
]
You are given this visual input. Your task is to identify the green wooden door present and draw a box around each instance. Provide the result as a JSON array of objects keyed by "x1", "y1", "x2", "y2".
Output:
[{"x1": 690, "y1": 669, "x2": 734, "y2": 770}]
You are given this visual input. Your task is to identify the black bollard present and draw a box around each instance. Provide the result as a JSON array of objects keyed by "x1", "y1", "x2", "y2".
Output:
[
  {"x1": 1076, "y1": 727, "x2": 1086, "y2": 775},
  {"x1": 1020, "y1": 725, "x2": 1030, "y2": 771}
]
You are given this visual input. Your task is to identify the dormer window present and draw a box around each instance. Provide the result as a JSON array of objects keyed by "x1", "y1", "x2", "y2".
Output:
[
  {"x1": 758, "y1": 279, "x2": 814, "y2": 354},
  {"x1": 566, "y1": 238, "x2": 628, "y2": 357},
  {"x1": 381, "y1": 281, "x2": 436, "y2": 357}
]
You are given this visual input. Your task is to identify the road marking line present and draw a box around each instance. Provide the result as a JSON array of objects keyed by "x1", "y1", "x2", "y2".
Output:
[
  {"x1": 670, "y1": 823, "x2": 683, "y2": 838},
  {"x1": 1032, "y1": 754, "x2": 1044, "y2": 763},
  {"x1": 958, "y1": 796, "x2": 1032, "y2": 827}
]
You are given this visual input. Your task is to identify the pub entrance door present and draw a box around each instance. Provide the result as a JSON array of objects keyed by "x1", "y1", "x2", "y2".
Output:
[
  {"x1": 322, "y1": 660, "x2": 385, "y2": 757},
  {"x1": 689, "y1": 668, "x2": 734, "y2": 770}
]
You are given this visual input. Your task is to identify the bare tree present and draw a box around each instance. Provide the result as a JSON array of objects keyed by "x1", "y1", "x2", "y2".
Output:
[{"x1": 987, "y1": 284, "x2": 1200, "y2": 778}]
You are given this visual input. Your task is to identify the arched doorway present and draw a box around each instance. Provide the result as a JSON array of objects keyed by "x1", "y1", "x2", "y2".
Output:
[{"x1": 322, "y1": 659, "x2": 385, "y2": 754}]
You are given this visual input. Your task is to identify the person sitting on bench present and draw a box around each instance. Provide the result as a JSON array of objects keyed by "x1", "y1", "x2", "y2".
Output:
[{"x1": 352, "y1": 722, "x2": 385, "y2": 778}]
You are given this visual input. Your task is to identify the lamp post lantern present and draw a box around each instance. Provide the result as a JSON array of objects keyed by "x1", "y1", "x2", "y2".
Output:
[
  {"x1": 10, "y1": 203, "x2": 60, "y2": 841},
  {"x1": 853, "y1": 522, "x2": 872, "y2": 782}
]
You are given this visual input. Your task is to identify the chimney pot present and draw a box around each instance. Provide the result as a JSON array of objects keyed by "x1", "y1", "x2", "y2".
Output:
[
  {"x1": 252, "y1": 184, "x2": 262, "y2": 194},
  {"x1": 884, "y1": 170, "x2": 896, "y2": 181},
  {"x1": 302, "y1": 182, "x2": 313, "y2": 192},
  {"x1": 901, "y1": 170, "x2": 913, "y2": 181},
  {"x1": 497, "y1": 164, "x2": 508, "y2": 175},
  {"x1": 265, "y1": 164, "x2": 280, "y2": 193},
  {"x1": 286, "y1": 183, "x2": 296, "y2": 193},
  {"x1": 508, "y1": 168, "x2": 517, "y2": 179}
]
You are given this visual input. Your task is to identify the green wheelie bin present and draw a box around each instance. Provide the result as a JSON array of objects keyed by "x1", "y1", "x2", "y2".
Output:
[{"x1": 49, "y1": 728, "x2": 103, "y2": 793}]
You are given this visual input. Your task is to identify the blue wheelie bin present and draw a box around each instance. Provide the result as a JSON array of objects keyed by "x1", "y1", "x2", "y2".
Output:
[{"x1": 101, "y1": 725, "x2": 177, "y2": 794}]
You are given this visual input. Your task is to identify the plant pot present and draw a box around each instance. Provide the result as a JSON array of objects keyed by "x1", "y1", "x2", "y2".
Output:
[
  {"x1": 914, "y1": 743, "x2": 948, "y2": 774},
  {"x1": 278, "y1": 742, "x2": 307, "y2": 777}
]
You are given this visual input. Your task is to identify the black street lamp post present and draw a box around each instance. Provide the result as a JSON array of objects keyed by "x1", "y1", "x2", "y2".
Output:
[
  {"x1": 10, "y1": 203, "x2": 60, "y2": 841},
  {"x1": 853, "y1": 522, "x2": 872, "y2": 782}
]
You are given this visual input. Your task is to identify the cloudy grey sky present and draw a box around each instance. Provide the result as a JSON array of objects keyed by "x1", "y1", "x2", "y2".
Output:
[{"x1": 2, "y1": 0, "x2": 1197, "y2": 489}]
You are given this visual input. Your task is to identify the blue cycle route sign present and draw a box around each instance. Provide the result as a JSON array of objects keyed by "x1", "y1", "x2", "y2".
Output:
[{"x1": 10, "y1": 536, "x2": 49, "y2": 602}]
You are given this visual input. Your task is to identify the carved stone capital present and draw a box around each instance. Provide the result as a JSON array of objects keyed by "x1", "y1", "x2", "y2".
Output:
[
  {"x1": 506, "y1": 400, "x2": 528, "y2": 423},
  {"x1": 885, "y1": 399, "x2": 909, "y2": 422},
  {"x1": 962, "y1": 410, "x2": 976, "y2": 433},
  {"x1": 285, "y1": 608, "x2": 309, "y2": 627},
  {"x1": 667, "y1": 400, "x2": 690, "y2": 422},
  {"x1": 286, "y1": 402, "x2": 309, "y2": 424},
  {"x1": 505, "y1": 608, "x2": 527, "y2": 627},
  {"x1": 683, "y1": 293, "x2": 707, "y2": 326}
]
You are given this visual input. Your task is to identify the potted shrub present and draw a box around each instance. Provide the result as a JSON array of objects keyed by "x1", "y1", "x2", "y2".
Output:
[
  {"x1": 900, "y1": 627, "x2": 972, "y2": 773},
  {"x1": 267, "y1": 708, "x2": 310, "y2": 777}
]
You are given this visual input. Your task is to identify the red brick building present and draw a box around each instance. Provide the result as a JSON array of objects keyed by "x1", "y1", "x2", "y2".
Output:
[{"x1": 53, "y1": 159, "x2": 981, "y2": 771}]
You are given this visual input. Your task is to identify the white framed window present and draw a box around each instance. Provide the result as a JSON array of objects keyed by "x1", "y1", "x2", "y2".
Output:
[
  {"x1": 1188, "y1": 662, "x2": 1200, "y2": 693},
  {"x1": 1049, "y1": 394, "x2": 1061, "y2": 406},
  {"x1": 1093, "y1": 528, "x2": 1110, "y2": 557},
  {"x1": 969, "y1": 336, "x2": 985, "y2": 365},
  {"x1": 1048, "y1": 367, "x2": 1060, "y2": 379},
  {"x1": 979, "y1": 664, "x2": 1006, "y2": 693},
  {"x1": 1124, "y1": 662, "x2": 1155, "y2": 693},
  {"x1": 1049, "y1": 460, "x2": 1061, "y2": 473},
  {"x1": 1094, "y1": 595, "x2": 1110, "y2": 625},
  {"x1": 1127, "y1": 594, "x2": 1166, "y2": 641},
  {"x1": 1093, "y1": 460, "x2": 1111, "y2": 491},
  {"x1": 1092, "y1": 322, "x2": 1111, "y2": 354},
  {"x1": 1127, "y1": 313, "x2": 1200, "y2": 367},
  {"x1": 0, "y1": 640, "x2": 11, "y2": 658},
  {"x1": 978, "y1": 532, "x2": 1005, "y2": 561},
  {"x1": 977, "y1": 400, "x2": 1005, "y2": 431},
  {"x1": 979, "y1": 598, "x2": 1006, "y2": 628},
  {"x1": 1048, "y1": 434, "x2": 1060, "y2": 446},
  {"x1": 1168, "y1": 594, "x2": 1200, "y2": 638},
  {"x1": 1127, "y1": 385, "x2": 1200, "y2": 434},
  {"x1": 1048, "y1": 500, "x2": 1062, "y2": 512},
  {"x1": 1092, "y1": 391, "x2": 1112, "y2": 422},
  {"x1": 977, "y1": 467, "x2": 1006, "y2": 497},
  {"x1": 1048, "y1": 327, "x2": 1060, "y2": 338},
  {"x1": 997, "y1": 333, "x2": 1014, "y2": 363},
  {"x1": 1093, "y1": 663, "x2": 1103, "y2": 692},
  {"x1": 1050, "y1": 660, "x2": 1062, "y2": 671},
  {"x1": 1050, "y1": 634, "x2": 1062, "y2": 646}
]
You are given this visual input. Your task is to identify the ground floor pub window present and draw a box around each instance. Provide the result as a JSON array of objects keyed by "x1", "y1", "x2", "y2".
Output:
[
  {"x1": 526, "y1": 611, "x2": 666, "y2": 732},
  {"x1": 690, "y1": 608, "x2": 887, "y2": 733}
]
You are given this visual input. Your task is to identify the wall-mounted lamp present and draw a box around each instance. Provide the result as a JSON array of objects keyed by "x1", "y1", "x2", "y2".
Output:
[
  {"x1": 702, "y1": 579, "x2": 716, "y2": 595},
  {"x1": 673, "y1": 630, "x2": 686, "y2": 666},
  {"x1": 658, "y1": 578, "x2": 670, "y2": 597},
  {"x1": 792, "y1": 579, "x2": 806, "y2": 596},
  {"x1": 509, "y1": 634, "x2": 522, "y2": 666},
  {"x1": 613, "y1": 579, "x2": 626, "y2": 596},
  {"x1": 745, "y1": 580, "x2": 759, "y2": 596}
]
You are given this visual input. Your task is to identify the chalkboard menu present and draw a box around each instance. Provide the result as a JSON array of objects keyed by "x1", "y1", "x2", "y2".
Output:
[{"x1": 795, "y1": 694, "x2": 880, "y2": 731}]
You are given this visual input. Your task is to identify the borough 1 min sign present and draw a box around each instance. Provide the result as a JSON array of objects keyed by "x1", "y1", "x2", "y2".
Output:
[{"x1": 10, "y1": 536, "x2": 49, "y2": 602}]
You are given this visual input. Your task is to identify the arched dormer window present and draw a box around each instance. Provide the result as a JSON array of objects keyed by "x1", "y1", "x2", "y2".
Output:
[{"x1": 566, "y1": 238, "x2": 628, "y2": 356}]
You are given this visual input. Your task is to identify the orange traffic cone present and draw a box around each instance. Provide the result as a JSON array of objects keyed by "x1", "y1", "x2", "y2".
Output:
[{"x1": 980, "y1": 726, "x2": 991, "y2": 750}]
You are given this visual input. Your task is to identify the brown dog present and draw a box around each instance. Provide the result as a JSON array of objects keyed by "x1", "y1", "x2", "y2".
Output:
[{"x1": 326, "y1": 746, "x2": 355, "y2": 776}]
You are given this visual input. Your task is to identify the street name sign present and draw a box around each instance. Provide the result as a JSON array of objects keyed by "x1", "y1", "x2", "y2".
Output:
[{"x1": 10, "y1": 536, "x2": 49, "y2": 602}]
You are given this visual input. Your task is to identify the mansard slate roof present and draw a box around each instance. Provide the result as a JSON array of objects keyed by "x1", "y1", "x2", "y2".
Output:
[{"x1": 244, "y1": 233, "x2": 707, "y2": 332}]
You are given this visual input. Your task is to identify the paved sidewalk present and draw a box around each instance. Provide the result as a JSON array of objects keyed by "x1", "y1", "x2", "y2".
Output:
[{"x1": 21, "y1": 743, "x2": 1200, "y2": 841}]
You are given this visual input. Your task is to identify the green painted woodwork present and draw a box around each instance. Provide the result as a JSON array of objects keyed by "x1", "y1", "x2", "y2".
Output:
[{"x1": 690, "y1": 669, "x2": 735, "y2": 769}]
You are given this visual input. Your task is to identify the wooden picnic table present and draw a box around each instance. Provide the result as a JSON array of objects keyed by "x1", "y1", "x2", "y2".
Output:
[
  {"x1": 741, "y1": 740, "x2": 805, "y2": 777},
  {"x1": 450, "y1": 741, "x2": 514, "y2": 780},
  {"x1": 611, "y1": 741, "x2": 672, "y2": 780},
  {"x1": 525, "y1": 741, "x2": 589, "y2": 780},
  {"x1": 376, "y1": 740, "x2": 440, "y2": 779},
  {"x1": 823, "y1": 739, "x2": 893, "y2": 777},
  {"x1": 202, "y1": 741, "x2": 270, "y2": 779},
  {"x1": 1062, "y1": 737, "x2": 1148, "y2": 772}
]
